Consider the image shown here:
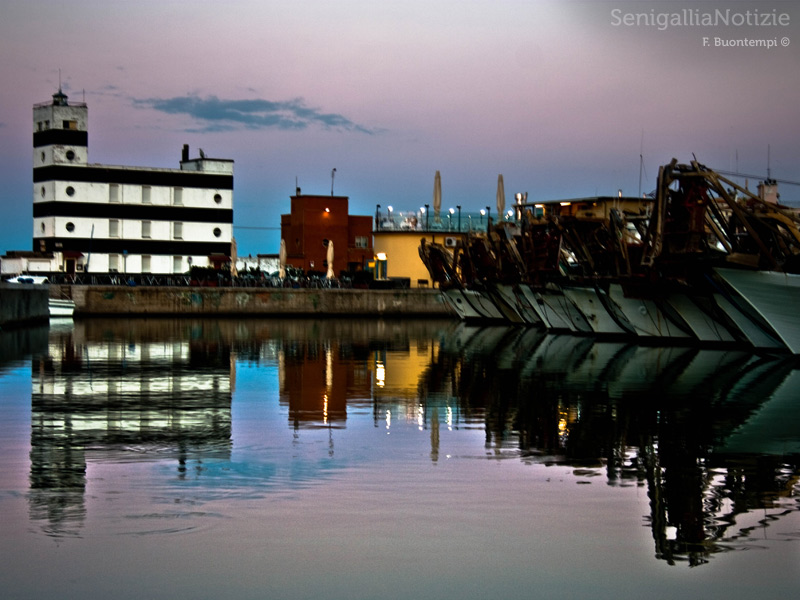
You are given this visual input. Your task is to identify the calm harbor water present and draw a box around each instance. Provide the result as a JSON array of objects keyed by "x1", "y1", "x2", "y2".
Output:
[{"x1": 1, "y1": 317, "x2": 799, "y2": 600}]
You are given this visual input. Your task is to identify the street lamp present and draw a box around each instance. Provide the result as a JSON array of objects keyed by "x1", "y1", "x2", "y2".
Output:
[
  {"x1": 457, "y1": 205, "x2": 461, "y2": 231},
  {"x1": 425, "y1": 203, "x2": 430, "y2": 229},
  {"x1": 376, "y1": 204, "x2": 381, "y2": 230}
]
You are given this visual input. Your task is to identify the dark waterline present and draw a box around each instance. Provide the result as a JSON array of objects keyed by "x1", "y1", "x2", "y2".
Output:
[{"x1": 1, "y1": 318, "x2": 798, "y2": 600}]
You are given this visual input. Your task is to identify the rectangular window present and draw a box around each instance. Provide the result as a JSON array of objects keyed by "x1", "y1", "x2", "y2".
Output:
[
  {"x1": 173, "y1": 256, "x2": 183, "y2": 274},
  {"x1": 63, "y1": 120, "x2": 78, "y2": 130},
  {"x1": 173, "y1": 222, "x2": 183, "y2": 240},
  {"x1": 109, "y1": 254, "x2": 120, "y2": 272},
  {"x1": 141, "y1": 221, "x2": 151, "y2": 238},
  {"x1": 142, "y1": 255, "x2": 151, "y2": 273},
  {"x1": 109, "y1": 184, "x2": 120, "y2": 203},
  {"x1": 109, "y1": 219, "x2": 120, "y2": 238},
  {"x1": 142, "y1": 186, "x2": 151, "y2": 204},
  {"x1": 355, "y1": 236, "x2": 368, "y2": 248},
  {"x1": 173, "y1": 188, "x2": 183, "y2": 206}
]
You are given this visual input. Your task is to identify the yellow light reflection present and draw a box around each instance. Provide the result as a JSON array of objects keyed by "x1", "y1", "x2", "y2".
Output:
[
  {"x1": 376, "y1": 361, "x2": 385, "y2": 388},
  {"x1": 326, "y1": 346, "x2": 333, "y2": 390},
  {"x1": 558, "y1": 411, "x2": 569, "y2": 446}
]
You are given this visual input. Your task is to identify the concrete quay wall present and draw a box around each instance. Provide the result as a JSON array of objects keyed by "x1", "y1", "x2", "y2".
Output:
[
  {"x1": 59, "y1": 285, "x2": 453, "y2": 317},
  {"x1": 0, "y1": 282, "x2": 49, "y2": 327}
]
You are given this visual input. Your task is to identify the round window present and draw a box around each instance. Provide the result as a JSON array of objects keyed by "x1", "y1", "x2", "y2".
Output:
[
  {"x1": 66, "y1": 186, "x2": 75, "y2": 197},
  {"x1": 66, "y1": 150, "x2": 75, "y2": 161},
  {"x1": 66, "y1": 222, "x2": 75, "y2": 232},
  {"x1": 213, "y1": 227, "x2": 222, "y2": 237},
  {"x1": 214, "y1": 193, "x2": 222, "y2": 204}
]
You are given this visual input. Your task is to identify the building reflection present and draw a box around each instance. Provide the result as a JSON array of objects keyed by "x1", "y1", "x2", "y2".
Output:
[
  {"x1": 270, "y1": 320, "x2": 466, "y2": 459},
  {"x1": 0, "y1": 322, "x2": 49, "y2": 367},
  {"x1": 226, "y1": 319, "x2": 455, "y2": 432},
  {"x1": 29, "y1": 320, "x2": 232, "y2": 537},
  {"x1": 424, "y1": 325, "x2": 800, "y2": 567},
  {"x1": 278, "y1": 341, "x2": 354, "y2": 428},
  {"x1": 25, "y1": 317, "x2": 800, "y2": 561}
]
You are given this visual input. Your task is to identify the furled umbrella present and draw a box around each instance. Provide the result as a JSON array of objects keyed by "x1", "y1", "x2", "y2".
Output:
[
  {"x1": 496, "y1": 174, "x2": 505, "y2": 220},
  {"x1": 326, "y1": 240, "x2": 335, "y2": 279},
  {"x1": 279, "y1": 239, "x2": 287, "y2": 279},
  {"x1": 433, "y1": 170, "x2": 442, "y2": 223},
  {"x1": 230, "y1": 236, "x2": 238, "y2": 278}
]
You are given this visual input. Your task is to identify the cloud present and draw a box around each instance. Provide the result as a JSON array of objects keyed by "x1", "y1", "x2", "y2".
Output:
[{"x1": 133, "y1": 95, "x2": 376, "y2": 134}]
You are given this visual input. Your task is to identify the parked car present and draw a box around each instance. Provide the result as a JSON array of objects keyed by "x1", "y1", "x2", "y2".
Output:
[{"x1": 4, "y1": 275, "x2": 50, "y2": 284}]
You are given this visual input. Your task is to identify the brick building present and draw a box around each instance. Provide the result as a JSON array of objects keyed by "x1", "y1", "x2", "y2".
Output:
[{"x1": 280, "y1": 194, "x2": 372, "y2": 275}]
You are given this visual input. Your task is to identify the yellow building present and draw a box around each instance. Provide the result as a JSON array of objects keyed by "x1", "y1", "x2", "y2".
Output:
[{"x1": 371, "y1": 206, "x2": 492, "y2": 288}]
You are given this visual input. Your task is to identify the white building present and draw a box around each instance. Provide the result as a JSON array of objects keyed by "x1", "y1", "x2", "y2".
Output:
[
  {"x1": 235, "y1": 254, "x2": 280, "y2": 276},
  {"x1": 30, "y1": 88, "x2": 234, "y2": 276}
]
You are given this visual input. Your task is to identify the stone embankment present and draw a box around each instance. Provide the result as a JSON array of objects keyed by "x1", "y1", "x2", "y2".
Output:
[
  {"x1": 53, "y1": 285, "x2": 452, "y2": 317},
  {"x1": 0, "y1": 282, "x2": 49, "y2": 327}
]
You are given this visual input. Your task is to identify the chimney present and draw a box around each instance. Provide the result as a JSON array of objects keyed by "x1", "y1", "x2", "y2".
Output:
[
  {"x1": 182, "y1": 144, "x2": 189, "y2": 162},
  {"x1": 758, "y1": 179, "x2": 779, "y2": 204}
]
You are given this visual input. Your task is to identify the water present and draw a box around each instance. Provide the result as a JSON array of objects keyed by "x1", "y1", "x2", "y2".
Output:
[{"x1": 1, "y1": 318, "x2": 799, "y2": 600}]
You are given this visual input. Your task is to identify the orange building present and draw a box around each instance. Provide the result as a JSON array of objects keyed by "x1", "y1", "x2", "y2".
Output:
[{"x1": 280, "y1": 194, "x2": 373, "y2": 275}]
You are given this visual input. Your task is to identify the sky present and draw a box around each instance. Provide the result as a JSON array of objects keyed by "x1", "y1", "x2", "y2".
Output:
[{"x1": 1, "y1": 0, "x2": 799, "y2": 257}]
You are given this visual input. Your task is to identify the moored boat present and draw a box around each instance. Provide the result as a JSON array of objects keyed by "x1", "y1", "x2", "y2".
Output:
[
  {"x1": 713, "y1": 268, "x2": 800, "y2": 354},
  {"x1": 418, "y1": 159, "x2": 800, "y2": 354},
  {"x1": 49, "y1": 297, "x2": 76, "y2": 318}
]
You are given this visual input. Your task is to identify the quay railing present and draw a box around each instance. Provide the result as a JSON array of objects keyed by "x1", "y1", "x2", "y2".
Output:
[
  {"x1": 42, "y1": 273, "x2": 415, "y2": 290},
  {"x1": 374, "y1": 208, "x2": 498, "y2": 233}
]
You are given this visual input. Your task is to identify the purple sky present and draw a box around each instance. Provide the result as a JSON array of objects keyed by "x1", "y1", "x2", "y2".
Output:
[{"x1": 1, "y1": 0, "x2": 798, "y2": 257}]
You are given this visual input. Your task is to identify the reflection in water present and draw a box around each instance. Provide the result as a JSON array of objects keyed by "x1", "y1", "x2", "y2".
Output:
[
  {"x1": 30, "y1": 320, "x2": 233, "y2": 537},
  {"x1": 426, "y1": 325, "x2": 800, "y2": 566},
  {"x1": 231, "y1": 319, "x2": 449, "y2": 431},
  {"x1": 19, "y1": 317, "x2": 800, "y2": 568},
  {"x1": 0, "y1": 323, "x2": 48, "y2": 368}
]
